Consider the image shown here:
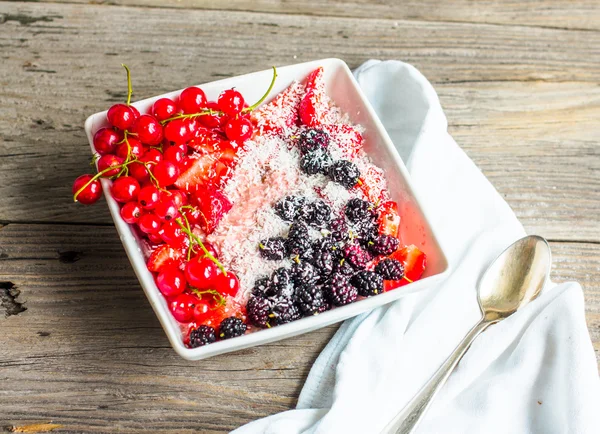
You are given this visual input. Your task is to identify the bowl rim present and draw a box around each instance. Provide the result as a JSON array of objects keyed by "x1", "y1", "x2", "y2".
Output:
[{"x1": 84, "y1": 57, "x2": 451, "y2": 360}]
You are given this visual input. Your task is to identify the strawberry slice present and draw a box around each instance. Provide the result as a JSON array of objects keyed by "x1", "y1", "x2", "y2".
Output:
[
  {"x1": 384, "y1": 245, "x2": 427, "y2": 290},
  {"x1": 377, "y1": 201, "x2": 400, "y2": 237},
  {"x1": 147, "y1": 245, "x2": 183, "y2": 273},
  {"x1": 191, "y1": 185, "x2": 232, "y2": 234},
  {"x1": 299, "y1": 67, "x2": 328, "y2": 127},
  {"x1": 251, "y1": 81, "x2": 304, "y2": 134},
  {"x1": 175, "y1": 154, "x2": 217, "y2": 192},
  {"x1": 326, "y1": 124, "x2": 363, "y2": 159}
]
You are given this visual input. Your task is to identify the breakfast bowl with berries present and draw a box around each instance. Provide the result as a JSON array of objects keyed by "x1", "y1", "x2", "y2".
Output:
[{"x1": 74, "y1": 58, "x2": 449, "y2": 360}]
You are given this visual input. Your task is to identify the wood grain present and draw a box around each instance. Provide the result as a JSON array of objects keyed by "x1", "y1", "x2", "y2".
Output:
[
  {"x1": 0, "y1": 224, "x2": 598, "y2": 432},
  {"x1": 39, "y1": 0, "x2": 600, "y2": 31},
  {"x1": 0, "y1": 2, "x2": 599, "y2": 241}
]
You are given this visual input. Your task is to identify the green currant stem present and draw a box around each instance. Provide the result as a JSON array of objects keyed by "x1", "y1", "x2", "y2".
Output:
[
  {"x1": 174, "y1": 218, "x2": 227, "y2": 276},
  {"x1": 160, "y1": 110, "x2": 216, "y2": 125},
  {"x1": 73, "y1": 158, "x2": 138, "y2": 202},
  {"x1": 122, "y1": 64, "x2": 133, "y2": 106},
  {"x1": 190, "y1": 288, "x2": 226, "y2": 307},
  {"x1": 242, "y1": 66, "x2": 277, "y2": 113}
]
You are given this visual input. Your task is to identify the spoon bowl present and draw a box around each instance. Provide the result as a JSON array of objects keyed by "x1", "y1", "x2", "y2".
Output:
[{"x1": 478, "y1": 235, "x2": 551, "y2": 322}]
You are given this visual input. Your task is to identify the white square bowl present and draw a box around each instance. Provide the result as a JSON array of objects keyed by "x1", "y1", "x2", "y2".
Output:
[{"x1": 84, "y1": 58, "x2": 450, "y2": 361}]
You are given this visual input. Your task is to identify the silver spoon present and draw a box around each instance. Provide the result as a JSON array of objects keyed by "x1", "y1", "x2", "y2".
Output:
[{"x1": 382, "y1": 235, "x2": 552, "y2": 434}]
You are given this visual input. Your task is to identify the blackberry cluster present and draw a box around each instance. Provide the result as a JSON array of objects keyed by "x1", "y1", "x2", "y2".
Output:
[
  {"x1": 269, "y1": 297, "x2": 301, "y2": 325},
  {"x1": 275, "y1": 196, "x2": 307, "y2": 222},
  {"x1": 343, "y1": 243, "x2": 372, "y2": 269},
  {"x1": 189, "y1": 326, "x2": 216, "y2": 348},
  {"x1": 294, "y1": 284, "x2": 327, "y2": 316},
  {"x1": 292, "y1": 261, "x2": 320, "y2": 286},
  {"x1": 269, "y1": 267, "x2": 295, "y2": 298},
  {"x1": 326, "y1": 273, "x2": 358, "y2": 306},
  {"x1": 351, "y1": 271, "x2": 384, "y2": 296},
  {"x1": 345, "y1": 198, "x2": 376, "y2": 224},
  {"x1": 329, "y1": 217, "x2": 350, "y2": 242},
  {"x1": 329, "y1": 160, "x2": 360, "y2": 189},
  {"x1": 298, "y1": 128, "x2": 329, "y2": 153},
  {"x1": 252, "y1": 276, "x2": 272, "y2": 297},
  {"x1": 300, "y1": 148, "x2": 333, "y2": 175},
  {"x1": 375, "y1": 258, "x2": 405, "y2": 281},
  {"x1": 219, "y1": 317, "x2": 247, "y2": 339},
  {"x1": 369, "y1": 234, "x2": 400, "y2": 256},
  {"x1": 247, "y1": 296, "x2": 271, "y2": 328},
  {"x1": 259, "y1": 237, "x2": 288, "y2": 260},
  {"x1": 305, "y1": 199, "x2": 331, "y2": 228}
]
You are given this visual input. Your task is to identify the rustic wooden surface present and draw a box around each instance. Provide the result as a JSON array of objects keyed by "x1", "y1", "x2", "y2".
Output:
[{"x1": 0, "y1": 1, "x2": 598, "y2": 432}]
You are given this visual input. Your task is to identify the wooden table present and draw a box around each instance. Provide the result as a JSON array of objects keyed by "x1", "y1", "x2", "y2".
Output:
[{"x1": 1, "y1": 1, "x2": 598, "y2": 432}]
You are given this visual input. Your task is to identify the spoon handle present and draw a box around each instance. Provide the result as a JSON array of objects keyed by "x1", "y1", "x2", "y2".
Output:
[{"x1": 382, "y1": 319, "x2": 492, "y2": 434}]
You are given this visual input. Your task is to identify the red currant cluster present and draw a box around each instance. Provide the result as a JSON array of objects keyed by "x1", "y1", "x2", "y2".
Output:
[{"x1": 73, "y1": 65, "x2": 277, "y2": 344}]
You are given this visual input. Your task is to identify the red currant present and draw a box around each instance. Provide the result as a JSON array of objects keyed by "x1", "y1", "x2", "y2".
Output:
[
  {"x1": 215, "y1": 271, "x2": 239, "y2": 297},
  {"x1": 133, "y1": 114, "x2": 163, "y2": 146},
  {"x1": 198, "y1": 101, "x2": 226, "y2": 129},
  {"x1": 154, "y1": 199, "x2": 180, "y2": 222},
  {"x1": 152, "y1": 98, "x2": 179, "y2": 122},
  {"x1": 138, "y1": 185, "x2": 160, "y2": 210},
  {"x1": 129, "y1": 161, "x2": 150, "y2": 184},
  {"x1": 97, "y1": 154, "x2": 124, "y2": 178},
  {"x1": 152, "y1": 160, "x2": 180, "y2": 187},
  {"x1": 179, "y1": 87, "x2": 207, "y2": 114},
  {"x1": 142, "y1": 148, "x2": 164, "y2": 164},
  {"x1": 163, "y1": 145, "x2": 185, "y2": 164},
  {"x1": 115, "y1": 137, "x2": 144, "y2": 160},
  {"x1": 120, "y1": 201, "x2": 142, "y2": 224},
  {"x1": 107, "y1": 104, "x2": 136, "y2": 131},
  {"x1": 169, "y1": 293, "x2": 197, "y2": 323},
  {"x1": 187, "y1": 118, "x2": 199, "y2": 138},
  {"x1": 193, "y1": 298, "x2": 211, "y2": 323},
  {"x1": 138, "y1": 213, "x2": 162, "y2": 234},
  {"x1": 73, "y1": 174, "x2": 102, "y2": 205},
  {"x1": 164, "y1": 118, "x2": 192, "y2": 144},
  {"x1": 218, "y1": 89, "x2": 245, "y2": 116},
  {"x1": 184, "y1": 256, "x2": 217, "y2": 289},
  {"x1": 156, "y1": 267, "x2": 186, "y2": 297},
  {"x1": 129, "y1": 105, "x2": 140, "y2": 119},
  {"x1": 158, "y1": 220, "x2": 185, "y2": 246},
  {"x1": 93, "y1": 128, "x2": 122, "y2": 155},
  {"x1": 203, "y1": 241, "x2": 220, "y2": 259},
  {"x1": 162, "y1": 189, "x2": 187, "y2": 208},
  {"x1": 111, "y1": 176, "x2": 140, "y2": 203},
  {"x1": 225, "y1": 116, "x2": 253, "y2": 142},
  {"x1": 147, "y1": 232, "x2": 163, "y2": 245}
]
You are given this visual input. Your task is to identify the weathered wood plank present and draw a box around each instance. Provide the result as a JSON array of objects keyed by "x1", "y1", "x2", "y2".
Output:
[
  {"x1": 0, "y1": 2, "x2": 599, "y2": 243},
  {"x1": 0, "y1": 224, "x2": 598, "y2": 432},
  {"x1": 35, "y1": 0, "x2": 600, "y2": 31}
]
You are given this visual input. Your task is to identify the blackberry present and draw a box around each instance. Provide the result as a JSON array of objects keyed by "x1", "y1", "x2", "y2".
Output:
[
  {"x1": 291, "y1": 260, "x2": 320, "y2": 286},
  {"x1": 344, "y1": 243, "x2": 372, "y2": 269},
  {"x1": 345, "y1": 198, "x2": 376, "y2": 224},
  {"x1": 329, "y1": 160, "x2": 360, "y2": 189},
  {"x1": 312, "y1": 247, "x2": 334, "y2": 278},
  {"x1": 218, "y1": 317, "x2": 247, "y2": 339},
  {"x1": 287, "y1": 221, "x2": 312, "y2": 257},
  {"x1": 351, "y1": 271, "x2": 384, "y2": 297},
  {"x1": 329, "y1": 217, "x2": 350, "y2": 242},
  {"x1": 375, "y1": 258, "x2": 405, "y2": 280},
  {"x1": 269, "y1": 297, "x2": 301, "y2": 325},
  {"x1": 298, "y1": 128, "x2": 329, "y2": 153},
  {"x1": 356, "y1": 221, "x2": 378, "y2": 245},
  {"x1": 305, "y1": 199, "x2": 332, "y2": 228},
  {"x1": 252, "y1": 276, "x2": 272, "y2": 297},
  {"x1": 300, "y1": 149, "x2": 333, "y2": 175},
  {"x1": 326, "y1": 273, "x2": 358, "y2": 306},
  {"x1": 259, "y1": 237, "x2": 288, "y2": 260},
  {"x1": 189, "y1": 325, "x2": 216, "y2": 348},
  {"x1": 246, "y1": 296, "x2": 271, "y2": 328},
  {"x1": 274, "y1": 196, "x2": 307, "y2": 222},
  {"x1": 369, "y1": 234, "x2": 400, "y2": 256},
  {"x1": 334, "y1": 257, "x2": 356, "y2": 276},
  {"x1": 269, "y1": 267, "x2": 295, "y2": 298},
  {"x1": 294, "y1": 284, "x2": 327, "y2": 316}
]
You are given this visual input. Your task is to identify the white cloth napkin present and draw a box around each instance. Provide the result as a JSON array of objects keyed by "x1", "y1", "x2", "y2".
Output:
[{"x1": 232, "y1": 60, "x2": 600, "y2": 434}]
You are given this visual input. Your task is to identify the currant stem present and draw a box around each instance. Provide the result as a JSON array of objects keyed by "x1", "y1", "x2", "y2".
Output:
[
  {"x1": 243, "y1": 66, "x2": 277, "y2": 113},
  {"x1": 122, "y1": 64, "x2": 133, "y2": 106},
  {"x1": 174, "y1": 218, "x2": 227, "y2": 276},
  {"x1": 73, "y1": 158, "x2": 136, "y2": 202},
  {"x1": 403, "y1": 276, "x2": 413, "y2": 283}
]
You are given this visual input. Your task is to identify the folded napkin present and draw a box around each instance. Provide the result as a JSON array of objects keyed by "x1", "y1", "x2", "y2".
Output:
[{"x1": 233, "y1": 60, "x2": 600, "y2": 434}]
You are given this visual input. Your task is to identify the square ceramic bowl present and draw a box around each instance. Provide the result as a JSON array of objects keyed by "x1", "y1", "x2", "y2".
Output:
[{"x1": 84, "y1": 58, "x2": 450, "y2": 360}]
